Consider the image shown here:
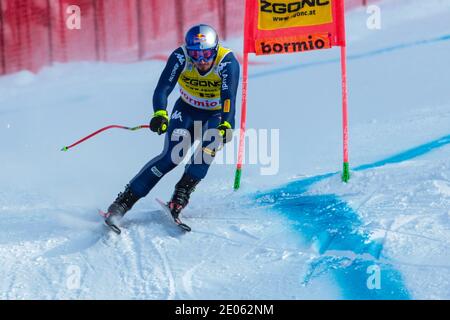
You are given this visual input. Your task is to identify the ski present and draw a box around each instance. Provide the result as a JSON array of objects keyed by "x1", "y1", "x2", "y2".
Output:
[
  {"x1": 155, "y1": 198, "x2": 192, "y2": 232},
  {"x1": 99, "y1": 210, "x2": 122, "y2": 235}
]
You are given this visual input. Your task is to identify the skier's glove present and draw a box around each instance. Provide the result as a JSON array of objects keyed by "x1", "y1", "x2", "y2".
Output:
[
  {"x1": 150, "y1": 110, "x2": 169, "y2": 135},
  {"x1": 217, "y1": 121, "x2": 233, "y2": 144}
]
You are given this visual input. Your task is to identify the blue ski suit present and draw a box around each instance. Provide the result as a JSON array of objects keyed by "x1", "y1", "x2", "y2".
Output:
[{"x1": 129, "y1": 46, "x2": 240, "y2": 198}]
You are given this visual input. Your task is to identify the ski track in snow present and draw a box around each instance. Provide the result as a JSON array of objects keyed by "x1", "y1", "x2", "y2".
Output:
[
  {"x1": 152, "y1": 237, "x2": 176, "y2": 300},
  {"x1": 1, "y1": 144, "x2": 449, "y2": 299},
  {"x1": 1, "y1": 136, "x2": 448, "y2": 299}
]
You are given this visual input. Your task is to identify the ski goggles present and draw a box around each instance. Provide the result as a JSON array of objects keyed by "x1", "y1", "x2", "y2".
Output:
[{"x1": 187, "y1": 48, "x2": 216, "y2": 63}]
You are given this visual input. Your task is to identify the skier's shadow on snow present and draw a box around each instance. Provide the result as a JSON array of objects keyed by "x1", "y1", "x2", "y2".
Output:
[
  {"x1": 42, "y1": 228, "x2": 105, "y2": 258},
  {"x1": 40, "y1": 212, "x2": 111, "y2": 258},
  {"x1": 122, "y1": 209, "x2": 187, "y2": 237},
  {"x1": 41, "y1": 209, "x2": 185, "y2": 259}
]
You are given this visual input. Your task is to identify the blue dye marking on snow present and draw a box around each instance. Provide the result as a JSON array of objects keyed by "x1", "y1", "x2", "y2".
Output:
[
  {"x1": 250, "y1": 33, "x2": 450, "y2": 79},
  {"x1": 354, "y1": 134, "x2": 450, "y2": 171},
  {"x1": 251, "y1": 134, "x2": 450, "y2": 299},
  {"x1": 254, "y1": 181, "x2": 409, "y2": 299},
  {"x1": 257, "y1": 184, "x2": 409, "y2": 300}
]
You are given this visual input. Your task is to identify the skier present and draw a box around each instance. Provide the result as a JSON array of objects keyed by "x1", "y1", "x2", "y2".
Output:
[{"x1": 103, "y1": 24, "x2": 240, "y2": 232}]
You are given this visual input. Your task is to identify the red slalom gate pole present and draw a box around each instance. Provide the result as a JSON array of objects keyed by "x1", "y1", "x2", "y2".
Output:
[
  {"x1": 234, "y1": 52, "x2": 248, "y2": 190},
  {"x1": 61, "y1": 124, "x2": 149, "y2": 152},
  {"x1": 341, "y1": 44, "x2": 350, "y2": 182}
]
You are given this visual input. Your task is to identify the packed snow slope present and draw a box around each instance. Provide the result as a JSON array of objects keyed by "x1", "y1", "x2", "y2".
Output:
[{"x1": 0, "y1": 0, "x2": 449, "y2": 299}]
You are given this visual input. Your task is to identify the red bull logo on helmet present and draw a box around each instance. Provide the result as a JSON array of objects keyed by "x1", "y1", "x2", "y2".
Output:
[{"x1": 193, "y1": 33, "x2": 207, "y2": 44}]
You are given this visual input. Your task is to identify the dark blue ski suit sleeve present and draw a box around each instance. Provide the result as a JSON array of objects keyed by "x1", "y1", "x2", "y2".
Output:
[
  {"x1": 152, "y1": 47, "x2": 186, "y2": 113},
  {"x1": 217, "y1": 52, "x2": 240, "y2": 129}
]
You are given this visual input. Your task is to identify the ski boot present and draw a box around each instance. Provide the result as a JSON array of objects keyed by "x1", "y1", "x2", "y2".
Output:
[
  {"x1": 168, "y1": 173, "x2": 200, "y2": 222},
  {"x1": 104, "y1": 185, "x2": 140, "y2": 234}
]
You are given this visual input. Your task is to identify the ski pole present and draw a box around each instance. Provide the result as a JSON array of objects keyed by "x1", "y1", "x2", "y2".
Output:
[{"x1": 61, "y1": 124, "x2": 150, "y2": 152}]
